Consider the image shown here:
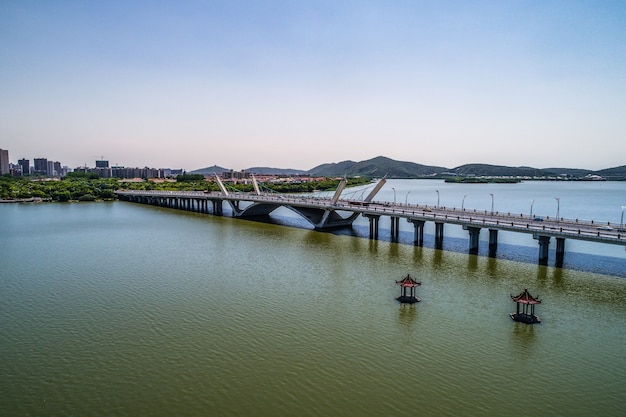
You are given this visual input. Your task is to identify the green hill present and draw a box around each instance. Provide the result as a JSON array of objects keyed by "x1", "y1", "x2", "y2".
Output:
[
  {"x1": 308, "y1": 156, "x2": 446, "y2": 178},
  {"x1": 189, "y1": 158, "x2": 625, "y2": 180}
]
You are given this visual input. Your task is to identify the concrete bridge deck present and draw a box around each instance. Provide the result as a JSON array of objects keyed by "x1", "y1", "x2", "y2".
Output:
[{"x1": 115, "y1": 189, "x2": 625, "y2": 267}]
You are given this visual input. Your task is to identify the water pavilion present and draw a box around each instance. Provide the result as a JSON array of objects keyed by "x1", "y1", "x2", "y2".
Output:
[
  {"x1": 510, "y1": 289, "x2": 541, "y2": 324},
  {"x1": 395, "y1": 274, "x2": 421, "y2": 304}
]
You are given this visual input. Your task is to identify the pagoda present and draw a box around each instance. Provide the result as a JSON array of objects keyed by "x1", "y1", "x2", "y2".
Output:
[
  {"x1": 395, "y1": 274, "x2": 421, "y2": 304},
  {"x1": 510, "y1": 289, "x2": 541, "y2": 324}
]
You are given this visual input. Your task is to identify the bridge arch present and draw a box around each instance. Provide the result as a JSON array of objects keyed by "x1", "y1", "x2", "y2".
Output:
[{"x1": 234, "y1": 201, "x2": 360, "y2": 229}]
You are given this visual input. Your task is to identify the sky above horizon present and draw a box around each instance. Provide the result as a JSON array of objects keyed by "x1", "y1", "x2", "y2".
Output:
[{"x1": 1, "y1": 0, "x2": 625, "y2": 171}]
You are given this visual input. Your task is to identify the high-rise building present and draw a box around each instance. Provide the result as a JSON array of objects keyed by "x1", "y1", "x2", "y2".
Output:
[
  {"x1": 0, "y1": 148, "x2": 9, "y2": 175},
  {"x1": 34, "y1": 158, "x2": 48, "y2": 175},
  {"x1": 95, "y1": 160, "x2": 109, "y2": 168},
  {"x1": 18, "y1": 158, "x2": 29, "y2": 175},
  {"x1": 47, "y1": 161, "x2": 55, "y2": 176}
]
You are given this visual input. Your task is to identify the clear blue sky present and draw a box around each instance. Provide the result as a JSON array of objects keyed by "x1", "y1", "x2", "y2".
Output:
[{"x1": 1, "y1": 0, "x2": 625, "y2": 171}]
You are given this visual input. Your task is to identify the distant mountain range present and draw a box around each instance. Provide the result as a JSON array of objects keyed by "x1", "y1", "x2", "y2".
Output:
[{"x1": 190, "y1": 156, "x2": 626, "y2": 180}]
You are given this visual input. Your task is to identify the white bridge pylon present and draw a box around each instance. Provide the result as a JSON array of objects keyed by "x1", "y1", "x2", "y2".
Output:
[{"x1": 221, "y1": 176, "x2": 386, "y2": 230}]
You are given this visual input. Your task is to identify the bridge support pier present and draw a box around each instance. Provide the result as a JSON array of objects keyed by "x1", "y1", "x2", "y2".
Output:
[
  {"x1": 463, "y1": 226, "x2": 481, "y2": 255},
  {"x1": 488, "y1": 229, "x2": 498, "y2": 258},
  {"x1": 364, "y1": 214, "x2": 380, "y2": 240},
  {"x1": 408, "y1": 219, "x2": 425, "y2": 246},
  {"x1": 435, "y1": 222, "x2": 444, "y2": 249},
  {"x1": 555, "y1": 237, "x2": 565, "y2": 268},
  {"x1": 390, "y1": 216, "x2": 400, "y2": 240},
  {"x1": 535, "y1": 235, "x2": 551, "y2": 266},
  {"x1": 213, "y1": 200, "x2": 223, "y2": 216}
]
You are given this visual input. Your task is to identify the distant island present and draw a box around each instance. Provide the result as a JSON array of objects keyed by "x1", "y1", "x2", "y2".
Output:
[
  {"x1": 191, "y1": 156, "x2": 626, "y2": 181},
  {"x1": 444, "y1": 177, "x2": 521, "y2": 184}
]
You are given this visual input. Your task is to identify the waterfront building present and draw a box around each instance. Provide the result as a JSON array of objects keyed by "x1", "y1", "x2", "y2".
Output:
[
  {"x1": 0, "y1": 148, "x2": 9, "y2": 175},
  {"x1": 95, "y1": 167, "x2": 112, "y2": 178},
  {"x1": 223, "y1": 169, "x2": 249, "y2": 180},
  {"x1": 110, "y1": 166, "x2": 164, "y2": 179},
  {"x1": 34, "y1": 158, "x2": 48, "y2": 175},
  {"x1": 18, "y1": 159, "x2": 29, "y2": 175}
]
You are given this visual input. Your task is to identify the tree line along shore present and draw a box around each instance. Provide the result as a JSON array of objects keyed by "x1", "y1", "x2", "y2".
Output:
[{"x1": 0, "y1": 173, "x2": 371, "y2": 203}]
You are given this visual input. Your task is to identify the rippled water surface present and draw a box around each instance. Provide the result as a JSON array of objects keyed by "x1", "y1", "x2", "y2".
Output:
[{"x1": 1, "y1": 200, "x2": 625, "y2": 416}]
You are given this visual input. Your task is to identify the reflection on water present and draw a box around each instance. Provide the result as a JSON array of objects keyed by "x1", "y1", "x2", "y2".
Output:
[
  {"x1": 1, "y1": 202, "x2": 625, "y2": 417},
  {"x1": 467, "y1": 253, "x2": 479, "y2": 271},
  {"x1": 511, "y1": 322, "x2": 537, "y2": 353},
  {"x1": 397, "y1": 304, "x2": 418, "y2": 327}
]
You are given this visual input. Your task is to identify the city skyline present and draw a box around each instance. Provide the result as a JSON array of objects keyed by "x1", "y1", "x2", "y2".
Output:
[{"x1": 2, "y1": 1, "x2": 625, "y2": 171}]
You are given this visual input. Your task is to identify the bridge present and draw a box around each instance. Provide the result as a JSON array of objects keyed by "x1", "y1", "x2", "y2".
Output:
[{"x1": 115, "y1": 178, "x2": 625, "y2": 267}]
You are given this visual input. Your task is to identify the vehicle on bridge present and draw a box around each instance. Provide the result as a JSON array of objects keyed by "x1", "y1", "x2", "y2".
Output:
[{"x1": 348, "y1": 201, "x2": 370, "y2": 207}]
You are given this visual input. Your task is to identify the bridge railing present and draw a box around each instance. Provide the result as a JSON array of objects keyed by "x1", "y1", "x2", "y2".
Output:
[{"x1": 116, "y1": 190, "x2": 620, "y2": 236}]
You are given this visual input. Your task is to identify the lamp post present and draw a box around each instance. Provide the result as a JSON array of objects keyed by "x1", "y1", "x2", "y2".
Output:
[
  {"x1": 392, "y1": 187, "x2": 396, "y2": 204},
  {"x1": 555, "y1": 197, "x2": 560, "y2": 222},
  {"x1": 435, "y1": 190, "x2": 439, "y2": 208},
  {"x1": 462, "y1": 194, "x2": 467, "y2": 211},
  {"x1": 489, "y1": 193, "x2": 494, "y2": 214},
  {"x1": 405, "y1": 191, "x2": 411, "y2": 205},
  {"x1": 530, "y1": 199, "x2": 535, "y2": 219},
  {"x1": 621, "y1": 206, "x2": 626, "y2": 231}
]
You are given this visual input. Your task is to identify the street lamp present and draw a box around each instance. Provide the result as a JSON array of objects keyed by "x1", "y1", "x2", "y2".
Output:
[
  {"x1": 620, "y1": 206, "x2": 626, "y2": 231},
  {"x1": 435, "y1": 190, "x2": 439, "y2": 208},
  {"x1": 555, "y1": 197, "x2": 560, "y2": 222},
  {"x1": 530, "y1": 199, "x2": 535, "y2": 219},
  {"x1": 462, "y1": 194, "x2": 467, "y2": 211},
  {"x1": 405, "y1": 191, "x2": 411, "y2": 205},
  {"x1": 489, "y1": 193, "x2": 494, "y2": 214},
  {"x1": 392, "y1": 187, "x2": 396, "y2": 204}
]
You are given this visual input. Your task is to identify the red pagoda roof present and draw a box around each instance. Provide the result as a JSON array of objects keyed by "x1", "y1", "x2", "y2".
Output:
[
  {"x1": 511, "y1": 288, "x2": 541, "y2": 304},
  {"x1": 395, "y1": 274, "x2": 421, "y2": 287}
]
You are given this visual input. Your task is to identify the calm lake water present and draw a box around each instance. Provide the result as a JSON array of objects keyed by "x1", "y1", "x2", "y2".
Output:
[{"x1": 1, "y1": 180, "x2": 625, "y2": 416}]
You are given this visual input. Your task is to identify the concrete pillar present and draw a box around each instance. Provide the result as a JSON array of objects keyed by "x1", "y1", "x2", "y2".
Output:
[
  {"x1": 488, "y1": 229, "x2": 498, "y2": 258},
  {"x1": 364, "y1": 214, "x2": 380, "y2": 240},
  {"x1": 555, "y1": 237, "x2": 565, "y2": 268},
  {"x1": 464, "y1": 226, "x2": 481, "y2": 255},
  {"x1": 535, "y1": 235, "x2": 551, "y2": 266},
  {"x1": 212, "y1": 200, "x2": 223, "y2": 216},
  {"x1": 408, "y1": 219, "x2": 425, "y2": 246},
  {"x1": 435, "y1": 222, "x2": 444, "y2": 249},
  {"x1": 390, "y1": 216, "x2": 400, "y2": 240}
]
